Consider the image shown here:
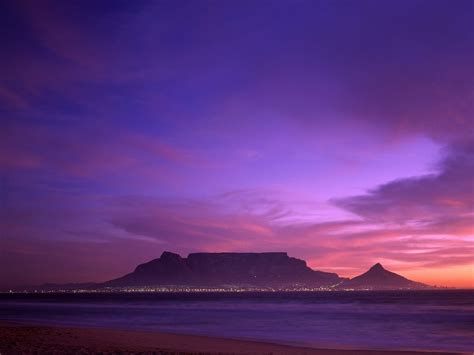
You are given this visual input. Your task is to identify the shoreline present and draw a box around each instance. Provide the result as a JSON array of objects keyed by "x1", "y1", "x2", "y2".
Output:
[{"x1": 0, "y1": 321, "x2": 466, "y2": 355}]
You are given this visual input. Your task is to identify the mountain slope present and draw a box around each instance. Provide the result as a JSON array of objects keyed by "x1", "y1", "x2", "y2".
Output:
[{"x1": 339, "y1": 263, "x2": 429, "y2": 290}]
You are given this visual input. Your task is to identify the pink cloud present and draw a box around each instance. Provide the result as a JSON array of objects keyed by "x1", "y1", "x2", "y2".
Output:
[
  {"x1": 0, "y1": 123, "x2": 195, "y2": 184},
  {"x1": 0, "y1": 86, "x2": 29, "y2": 109},
  {"x1": 1, "y1": 184, "x2": 472, "y2": 288}
]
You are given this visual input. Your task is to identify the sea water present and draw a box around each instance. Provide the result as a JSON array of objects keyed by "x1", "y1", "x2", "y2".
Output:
[{"x1": 0, "y1": 290, "x2": 472, "y2": 352}]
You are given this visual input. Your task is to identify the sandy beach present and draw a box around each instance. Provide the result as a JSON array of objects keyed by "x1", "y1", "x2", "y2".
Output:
[{"x1": 0, "y1": 321, "x2": 465, "y2": 355}]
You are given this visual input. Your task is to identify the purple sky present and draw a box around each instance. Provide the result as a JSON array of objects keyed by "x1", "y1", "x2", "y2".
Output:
[{"x1": 1, "y1": 0, "x2": 473, "y2": 288}]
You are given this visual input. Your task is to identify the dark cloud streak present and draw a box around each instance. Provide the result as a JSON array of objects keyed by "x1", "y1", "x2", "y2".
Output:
[{"x1": 333, "y1": 141, "x2": 474, "y2": 224}]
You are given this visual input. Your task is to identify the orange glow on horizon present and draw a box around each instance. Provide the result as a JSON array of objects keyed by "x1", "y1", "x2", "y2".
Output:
[
  {"x1": 311, "y1": 262, "x2": 474, "y2": 289},
  {"x1": 403, "y1": 264, "x2": 474, "y2": 289}
]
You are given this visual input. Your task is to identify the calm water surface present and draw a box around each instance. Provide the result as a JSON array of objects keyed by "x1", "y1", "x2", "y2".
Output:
[{"x1": 1, "y1": 290, "x2": 473, "y2": 352}]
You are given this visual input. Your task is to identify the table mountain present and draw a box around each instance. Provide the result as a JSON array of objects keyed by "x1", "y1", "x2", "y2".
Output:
[{"x1": 103, "y1": 251, "x2": 343, "y2": 288}]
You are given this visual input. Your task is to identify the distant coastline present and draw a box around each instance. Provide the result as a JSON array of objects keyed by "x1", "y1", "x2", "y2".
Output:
[{"x1": 3, "y1": 286, "x2": 454, "y2": 295}]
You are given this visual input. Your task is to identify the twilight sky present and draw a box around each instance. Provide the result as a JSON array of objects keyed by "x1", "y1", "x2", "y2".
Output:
[{"x1": 1, "y1": 0, "x2": 473, "y2": 288}]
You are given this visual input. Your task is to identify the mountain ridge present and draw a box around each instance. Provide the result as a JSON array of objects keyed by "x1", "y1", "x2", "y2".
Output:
[
  {"x1": 103, "y1": 251, "x2": 343, "y2": 288},
  {"x1": 11, "y1": 253, "x2": 433, "y2": 291}
]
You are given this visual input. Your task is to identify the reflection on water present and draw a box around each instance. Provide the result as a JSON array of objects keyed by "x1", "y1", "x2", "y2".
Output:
[{"x1": 0, "y1": 290, "x2": 473, "y2": 352}]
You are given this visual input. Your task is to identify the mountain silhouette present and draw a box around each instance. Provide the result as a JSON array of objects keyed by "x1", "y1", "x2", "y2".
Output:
[
  {"x1": 339, "y1": 263, "x2": 428, "y2": 290},
  {"x1": 14, "y1": 256, "x2": 433, "y2": 292},
  {"x1": 103, "y1": 251, "x2": 343, "y2": 288}
]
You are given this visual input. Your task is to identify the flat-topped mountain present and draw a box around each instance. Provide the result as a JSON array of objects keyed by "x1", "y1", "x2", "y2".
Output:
[
  {"x1": 103, "y1": 251, "x2": 343, "y2": 288},
  {"x1": 339, "y1": 263, "x2": 428, "y2": 290},
  {"x1": 13, "y1": 255, "x2": 433, "y2": 292}
]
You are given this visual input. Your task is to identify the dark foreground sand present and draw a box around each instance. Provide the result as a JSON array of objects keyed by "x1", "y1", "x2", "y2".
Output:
[{"x1": 0, "y1": 322, "x2": 465, "y2": 355}]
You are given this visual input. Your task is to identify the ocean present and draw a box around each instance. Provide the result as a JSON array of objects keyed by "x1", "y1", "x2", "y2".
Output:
[{"x1": 0, "y1": 290, "x2": 472, "y2": 352}]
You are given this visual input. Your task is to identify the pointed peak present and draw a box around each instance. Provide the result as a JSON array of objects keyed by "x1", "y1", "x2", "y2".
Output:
[{"x1": 369, "y1": 262, "x2": 385, "y2": 271}]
